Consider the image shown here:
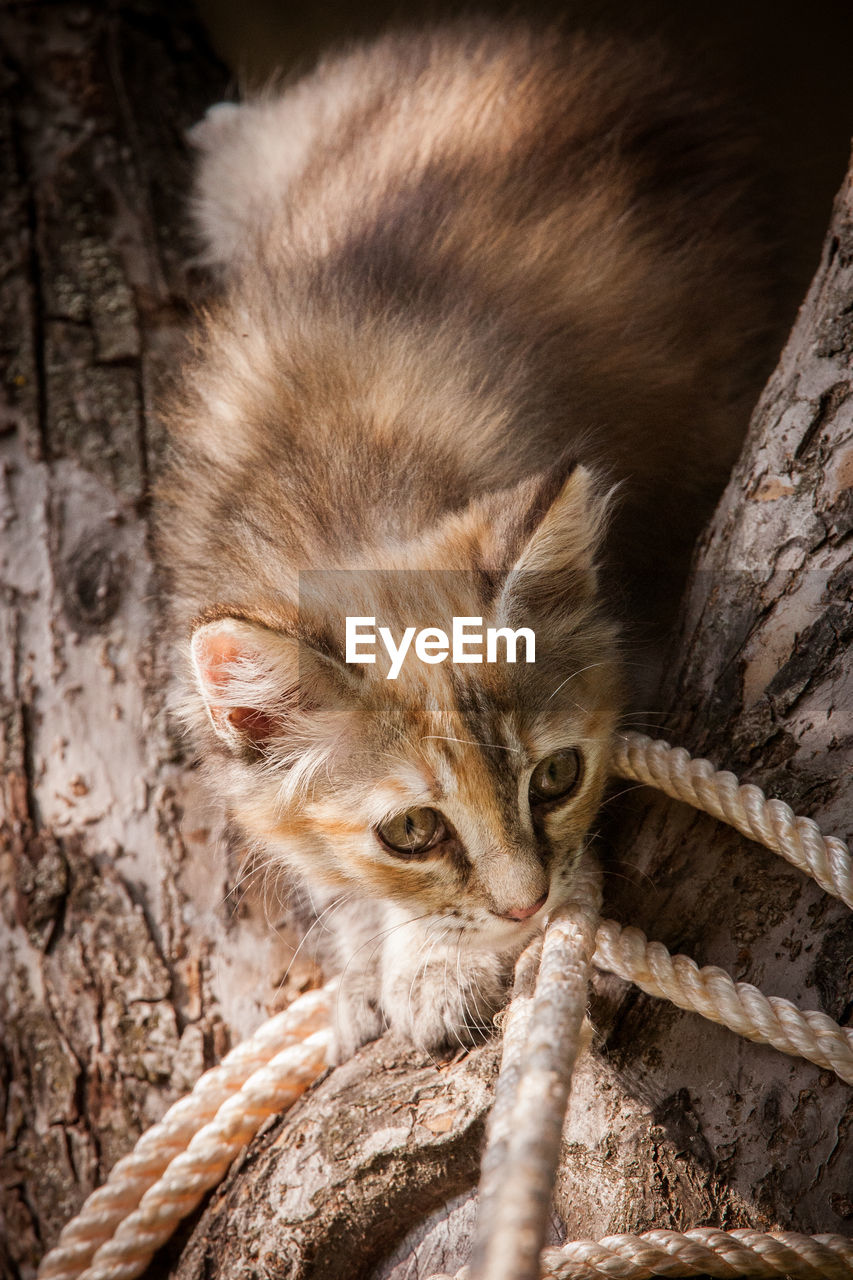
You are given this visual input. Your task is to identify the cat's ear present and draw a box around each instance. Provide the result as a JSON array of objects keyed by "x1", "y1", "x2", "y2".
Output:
[
  {"x1": 500, "y1": 460, "x2": 611, "y2": 614},
  {"x1": 190, "y1": 616, "x2": 348, "y2": 753},
  {"x1": 423, "y1": 457, "x2": 610, "y2": 606}
]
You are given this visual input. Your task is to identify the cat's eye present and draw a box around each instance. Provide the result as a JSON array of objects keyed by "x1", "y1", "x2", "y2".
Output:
[
  {"x1": 529, "y1": 748, "x2": 583, "y2": 806},
  {"x1": 376, "y1": 807, "x2": 446, "y2": 856}
]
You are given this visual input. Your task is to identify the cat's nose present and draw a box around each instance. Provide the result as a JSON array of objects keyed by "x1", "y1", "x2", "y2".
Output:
[{"x1": 499, "y1": 892, "x2": 547, "y2": 922}]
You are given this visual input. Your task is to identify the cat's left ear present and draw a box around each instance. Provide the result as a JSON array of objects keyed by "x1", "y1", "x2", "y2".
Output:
[
  {"x1": 499, "y1": 459, "x2": 612, "y2": 613},
  {"x1": 423, "y1": 457, "x2": 610, "y2": 607}
]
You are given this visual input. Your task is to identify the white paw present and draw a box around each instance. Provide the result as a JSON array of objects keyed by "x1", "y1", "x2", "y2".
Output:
[
  {"x1": 330, "y1": 996, "x2": 385, "y2": 1064},
  {"x1": 384, "y1": 958, "x2": 508, "y2": 1054}
]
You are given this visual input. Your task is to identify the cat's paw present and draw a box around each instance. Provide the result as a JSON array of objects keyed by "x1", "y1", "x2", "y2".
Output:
[
  {"x1": 382, "y1": 952, "x2": 509, "y2": 1055},
  {"x1": 329, "y1": 976, "x2": 386, "y2": 1064}
]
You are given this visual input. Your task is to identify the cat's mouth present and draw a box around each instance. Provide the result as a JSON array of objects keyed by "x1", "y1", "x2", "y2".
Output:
[
  {"x1": 431, "y1": 882, "x2": 559, "y2": 948},
  {"x1": 459, "y1": 899, "x2": 552, "y2": 950}
]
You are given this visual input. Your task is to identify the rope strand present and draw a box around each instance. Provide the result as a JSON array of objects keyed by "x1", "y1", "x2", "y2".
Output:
[
  {"x1": 612, "y1": 733, "x2": 853, "y2": 909},
  {"x1": 432, "y1": 1230, "x2": 853, "y2": 1280},
  {"x1": 470, "y1": 935, "x2": 542, "y2": 1271},
  {"x1": 593, "y1": 919, "x2": 853, "y2": 1083},
  {"x1": 468, "y1": 854, "x2": 602, "y2": 1280},
  {"x1": 38, "y1": 985, "x2": 337, "y2": 1280}
]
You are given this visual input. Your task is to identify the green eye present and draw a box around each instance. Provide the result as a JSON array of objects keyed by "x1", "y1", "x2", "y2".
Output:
[
  {"x1": 529, "y1": 748, "x2": 583, "y2": 805},
  {"x1": 376, "y1": 807, "x2": 446, "y2": 856}
]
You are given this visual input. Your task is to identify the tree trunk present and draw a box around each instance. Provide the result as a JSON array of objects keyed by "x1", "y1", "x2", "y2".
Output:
[
  {"x1": 0, "y1": 6, "x2": 318, "y2": 1278},
  {"x1": 575, "y1": 157, "x2": 853, "y2": 1239},
  {"x1": 578, "y1": 155, "x2": 853, "y2": 1240},
  {"x1": 1, "y1": 3, "x2": 851, "y2": 1279}
]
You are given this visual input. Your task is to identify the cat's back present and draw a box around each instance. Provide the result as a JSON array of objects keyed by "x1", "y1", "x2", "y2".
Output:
[
  {"x1": 191, "y1": 19, "x2": 768, "y2": 449},
  {"x1": 191, "y1": 23, "x2": 605, "y2": 270},
  {"x1": 163, "y1": 20, "x2": 773, "y2": 639},
  {"x1": 194, "y1": 22, "x2": 759, "y2": 304}
]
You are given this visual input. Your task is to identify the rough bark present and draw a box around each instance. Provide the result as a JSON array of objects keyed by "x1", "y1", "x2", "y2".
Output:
[
  {"x1": 164, "y1": 1037, "x2": 501, "y2": 1280},
  {"x1": 578, "y1": 159, "x2": 853, "y2": 1238},
  {"x1": 0, "y1": 6, "x2": 317, "y2": 1278},
  {"x1": 1, "y1": 3, "x2": 851, "y2": 1279}
]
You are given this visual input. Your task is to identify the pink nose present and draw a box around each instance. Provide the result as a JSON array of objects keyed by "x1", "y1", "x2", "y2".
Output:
[{"x1": 500, "y1": 893, "x2": 548, "y2": 922}]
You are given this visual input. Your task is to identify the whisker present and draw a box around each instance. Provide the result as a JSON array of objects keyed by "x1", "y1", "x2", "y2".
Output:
[
  {"x1": 226, "y1": 850, "x2": 282, "y2": 903},
  {"x1": 339, "y1": 913, "x2": 445, "y2": 1053},
  {"x1": 335, "y1": 909, "x2": 440, "y2": 1033},
  {"x1": 547, "y1": 662, "x2": 605, "y2": 701},
  {"x1": 602, "y1": 865, "x2": 658, "y2": 894},
  {"x1": 275, "y1": 892, "x2": 357, "y2": 997},
  {"x1": 597, "y1": 781, "x2": 652, "y2": 809}
]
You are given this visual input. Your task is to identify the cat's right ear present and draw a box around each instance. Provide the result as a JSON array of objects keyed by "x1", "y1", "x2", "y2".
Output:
[
  {"x1": 189, "y1": 616, "x2": 348, "y2": 754},
  {"x1": 500, "y1": 461, "x2": 612, "y2": 613}
]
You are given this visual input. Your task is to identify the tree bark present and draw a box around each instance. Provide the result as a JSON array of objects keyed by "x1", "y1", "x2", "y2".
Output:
[
  {"x1": 579, "y1": 159, "x2": 853, "y2": 1239},
  {"x1": 0, "y1": 6, "x2": 318, "y2": 1278},
  {"x1": 1, "y1": 3, "x2": 851, "y2": 1279}
]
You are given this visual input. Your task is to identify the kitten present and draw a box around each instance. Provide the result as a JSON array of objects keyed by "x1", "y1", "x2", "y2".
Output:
[{"x1": 158, "y1": 21, "x2": 771, "y2": 1056}]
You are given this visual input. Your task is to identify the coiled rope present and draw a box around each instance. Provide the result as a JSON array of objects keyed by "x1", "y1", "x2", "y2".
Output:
[{"x1": 38, "y1": 732, "x2": 853, "y2": 1280}]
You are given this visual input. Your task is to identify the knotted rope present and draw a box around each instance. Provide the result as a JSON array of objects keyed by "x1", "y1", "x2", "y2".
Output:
[{"x1": 38, "y1": 733, "x2": 853, "y2": 1280}]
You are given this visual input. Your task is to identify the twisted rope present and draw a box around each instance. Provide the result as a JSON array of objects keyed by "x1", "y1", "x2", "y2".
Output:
[
  {"x1": 38, "y1": 983, "x2": 337, "y2": 1280},
  {"x1": 461, "y1": 732, "x2": 853, "y2": 1280},
  {"x1": 468, "y1": 854, "x2": 602, "y2": 1280},
  {"x1": 538, "y1": 1229, "x2": 853, "y2": 1280},
  {"x1": 612, "y1": 733, "x2": 853, "y2": 910},
  {"x1": 39, "y1": 735, "x2": 853, "y2": 1280},
  {"x1": 434, "y1": 1229, "x2": 853, "y2": 1280},
  {"x1": 471, "y1": 933, "x2": 542, "y2": 1264},
  {"x1": 593, "y1": 919, "x2": 853, "y2": 1083}
]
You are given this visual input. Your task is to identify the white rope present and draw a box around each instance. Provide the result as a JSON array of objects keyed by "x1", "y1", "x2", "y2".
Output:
[
  {"x1": 458, "y1": 731, "x2": 853, "y2": 1280},
  {"x1": 433, "y1": 1230, "x2": 853, "y2": 1280},
  {"x1": 612, "y1": 733, "x2": 853, "y2": 910},
  {"x1": 468, "y1": 854, "x2": 602, "y2": 1280},
  {"x1": 539, "y1": 1229, "x2": 853, "y2": 1280},
  {"x1": 593, "y1": 919, "x2": 853, "y2": 1083},
  {"x1": 38, "y1": 736, "x2": 853, "y2": 1280},
  {"x1": 471, "y1": 935, "x2": 542, "y2": 1267},
  {"x1": 38, "y1": 982, "x2": 337, "y2": 1280}
]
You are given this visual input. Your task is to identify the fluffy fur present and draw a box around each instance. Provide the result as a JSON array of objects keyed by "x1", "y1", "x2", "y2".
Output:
[{"x1": 158, "y1": 21, "x2": 771, "y2": 1055}]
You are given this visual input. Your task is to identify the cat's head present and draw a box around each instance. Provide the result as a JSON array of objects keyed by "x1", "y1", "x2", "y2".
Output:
[{"x1": 186, "y1": 460, "x2": 621, "y2": 947}]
